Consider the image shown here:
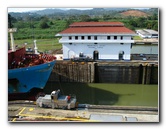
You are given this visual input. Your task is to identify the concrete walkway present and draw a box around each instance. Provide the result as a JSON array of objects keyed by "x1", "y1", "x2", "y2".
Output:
[{"x1": 8, "y1": 104, "x2": 159, "y2": 122}]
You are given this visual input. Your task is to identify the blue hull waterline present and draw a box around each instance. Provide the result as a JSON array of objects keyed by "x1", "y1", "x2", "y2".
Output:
[{"x1": 8, "y1": 60, "x2": 56, "y2": 93}]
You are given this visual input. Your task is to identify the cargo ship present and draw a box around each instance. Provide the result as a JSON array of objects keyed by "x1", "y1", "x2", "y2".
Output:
[{"x1": 8, "y1": 28, "x2": 56, "y2": 100}]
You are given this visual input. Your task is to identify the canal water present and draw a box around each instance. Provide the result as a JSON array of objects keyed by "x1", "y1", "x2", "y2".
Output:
[{"x1": 44, "y1": 82, "x2": 158, "y2": 107}]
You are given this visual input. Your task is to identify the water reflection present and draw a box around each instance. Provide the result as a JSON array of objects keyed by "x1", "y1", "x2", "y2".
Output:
[{"x1": 44, "y1": 82, "x2": 158, "y2": 107}]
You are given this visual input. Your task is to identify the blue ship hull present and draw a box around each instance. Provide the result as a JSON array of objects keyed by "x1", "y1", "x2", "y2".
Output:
[{"x1": 8, "y1": 60, "x2": 56, "y2": 93}]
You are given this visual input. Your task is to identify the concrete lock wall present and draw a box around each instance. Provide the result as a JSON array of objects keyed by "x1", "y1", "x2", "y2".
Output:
[
  {"x1": 49, "y1": 61, "x2": 95, "y2": 83},
  {"x1": 48, "y1": 61, "x2": 158, "y2": 84},
  {"x1": 94, "y1": 63, "x2": 158, "y2": 84}
]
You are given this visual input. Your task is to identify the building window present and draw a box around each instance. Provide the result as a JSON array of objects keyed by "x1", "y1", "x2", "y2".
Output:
[
  {"x1": 69, "y1": 43, "x2": 72, "y2": 45},
  {"x1": 121, "y1": 36, "x2": 123, "y2": 40},
  {"x1": 69, "y1": 36, "x2": 72, "y2": 40},
  {"x1": 88, "y1": 36, "x2": 91, "y2": 40},
  {"x1": 75, "y1": 36, "x2": 78, "y2": 40},
  {"x1": 120, "y1": 43, "x2": 124, "y2": 45},
  {"x1": 107, "y1": 36, "x2": 111, "y2": 40},
  {"x1": 94, "y1": 36, "x2": 97, "y2": 40},
  {"x1": 114, "y1": 36, "x2": 117, "y2": 40},
  {"x1": 81, "y1": 36, "x2": 84, "y2": 40}
]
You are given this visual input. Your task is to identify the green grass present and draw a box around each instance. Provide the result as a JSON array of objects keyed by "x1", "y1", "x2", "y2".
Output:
[
  {"x1": 12, "y1": 20, "x2": 68, "y2": 40},
  {"x1": 14, "y1": 38, "x2": 62, "y2": 52},
  {"x1": 9, "y1": 19, "x2": 67, "y2": 52},
  {"x1": 133, "y1": 35, "x2": 143, "y2": 40}
]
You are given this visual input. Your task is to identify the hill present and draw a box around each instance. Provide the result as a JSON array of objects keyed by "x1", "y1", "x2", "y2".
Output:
[{"x1": 121, "y1": 10, "x2": 149, "y2": 17}]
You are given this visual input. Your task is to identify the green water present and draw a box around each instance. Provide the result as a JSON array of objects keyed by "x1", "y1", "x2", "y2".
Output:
[{"x1": 44, "y1": 82, "x2": 158, "y2": 107}]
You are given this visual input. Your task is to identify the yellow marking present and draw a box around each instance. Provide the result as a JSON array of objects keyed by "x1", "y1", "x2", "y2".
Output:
[
  {"x1": 18, "y1": 113, "x2": 98, "y2": 122},
  {"x1": 11, "y1": 107, "x2": 26, "y2": 122},
  {"x1": 12, "y1": 107, "x2": 99, "y2": 122},
  {"x1": 12, "y1": 118, "x2": 16, "y2": 122},
  {"x1": 54, "y1": 99, "x2": 57, "y2": 102},
  {"x1": 29, "y1": 108, "x2": 34, "y2": 111},
  {"x1": 18, "y1": 107, "x2": 26, "y2": 115}
]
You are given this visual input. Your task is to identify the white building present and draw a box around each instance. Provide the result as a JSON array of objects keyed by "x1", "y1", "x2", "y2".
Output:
[
  {"x1": 56, "y1": 22, "x2": 136, "y2": 60},
  {"x1": 136, "y1": 29, "x2": 158, "y2": 39},
  {"x1": 131, "y1": 39, "x2": 158, "y2": 54}
]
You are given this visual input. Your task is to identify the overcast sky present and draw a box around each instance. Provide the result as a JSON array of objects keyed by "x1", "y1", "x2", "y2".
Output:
[{"x1": 8, "y1": 8, "x2": 93, "y2": 13}]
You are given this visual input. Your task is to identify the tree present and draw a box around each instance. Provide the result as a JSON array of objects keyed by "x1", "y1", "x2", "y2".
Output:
[
  {"x1": 65, "y1": 19, "x2": 74, "y2": 28},
  {"x1": 147, "y1": 23, "x2": 152, "y2": 29},
  {"x1": 8, "y1": 14, "x2": 17, "y2": 28},
  {"x1": 39, "y1": 16, "x2": 50, "y2": 29},
  {"x1": 49, "y1": 21, "x2": 54, "y2": 25},
  {"x1": 151, "y1": 14, "x2": 158, "y2": 20},
  {"x1": 79, "y1": 15, "x2": 91, "y2": 22},
  {"x1": 134, "y1": 17, "x2": 146, "y2": 28},
  {"x1": 152, "y1": 22, "x2": 158, "y2": 31},
  {"x1": 40, "y1": 21, "x2": 50, "y2": 29}
]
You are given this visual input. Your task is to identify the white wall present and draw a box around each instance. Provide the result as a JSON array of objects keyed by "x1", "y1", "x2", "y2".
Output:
[
  {"x1": 131, "y1": 44, "x2": 158, "y2": 54},
  {"x1": 63, "y1": 43, "x2": 131, "y2": 60},
  {"x1": 59, "y1": 34, "x2": 134, "y2": 60},
  {"x1": 61, "y1": 35, "x2": 132, "y2": 41}
]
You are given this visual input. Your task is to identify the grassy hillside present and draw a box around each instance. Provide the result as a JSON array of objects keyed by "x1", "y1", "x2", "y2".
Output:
[
  {"x1": 12, "y1": 20, "x2": 67, "y2": 40},
  {"x1": 14, "y1": 38, "x2": 62, "y2": 53}
]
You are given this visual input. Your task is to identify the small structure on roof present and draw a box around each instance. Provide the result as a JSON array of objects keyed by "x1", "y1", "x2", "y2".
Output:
[{"x1": 56, "y1": 22, "x2": 136, "y2": 60}]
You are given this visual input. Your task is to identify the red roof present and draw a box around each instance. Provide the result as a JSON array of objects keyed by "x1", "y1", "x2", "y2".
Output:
[
  {"x1": 59, "y1": 22, "x2": 135, "y2": 34},
  {"x1": 69, "y1": 22, "x2": 124, "y2": 27},
  {"x1": 60, "y1": 26, "x2": 134, "y2": 34}
]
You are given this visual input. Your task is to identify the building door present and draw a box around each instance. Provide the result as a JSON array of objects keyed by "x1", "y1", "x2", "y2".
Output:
[
  {"x1": 119, "y1": 51, "x2": 124, "y2": 60},
  {"x1": 93, "y1": 50, "x2": 99, "y2": 60},
  {"x1": 68, "y1": 50, "x2": 75, "y2": 59}
]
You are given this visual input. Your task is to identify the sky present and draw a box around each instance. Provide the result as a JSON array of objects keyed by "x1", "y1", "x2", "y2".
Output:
[
  {"x1": 8, "y1": 8, "x2": 93, "y2": 13},
  {"x1": 8, "y1": 8, "x2": 150, "y2": 13},
  {"x1": 8, "y1": 8, "x2": 47, "y2": 12}
]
